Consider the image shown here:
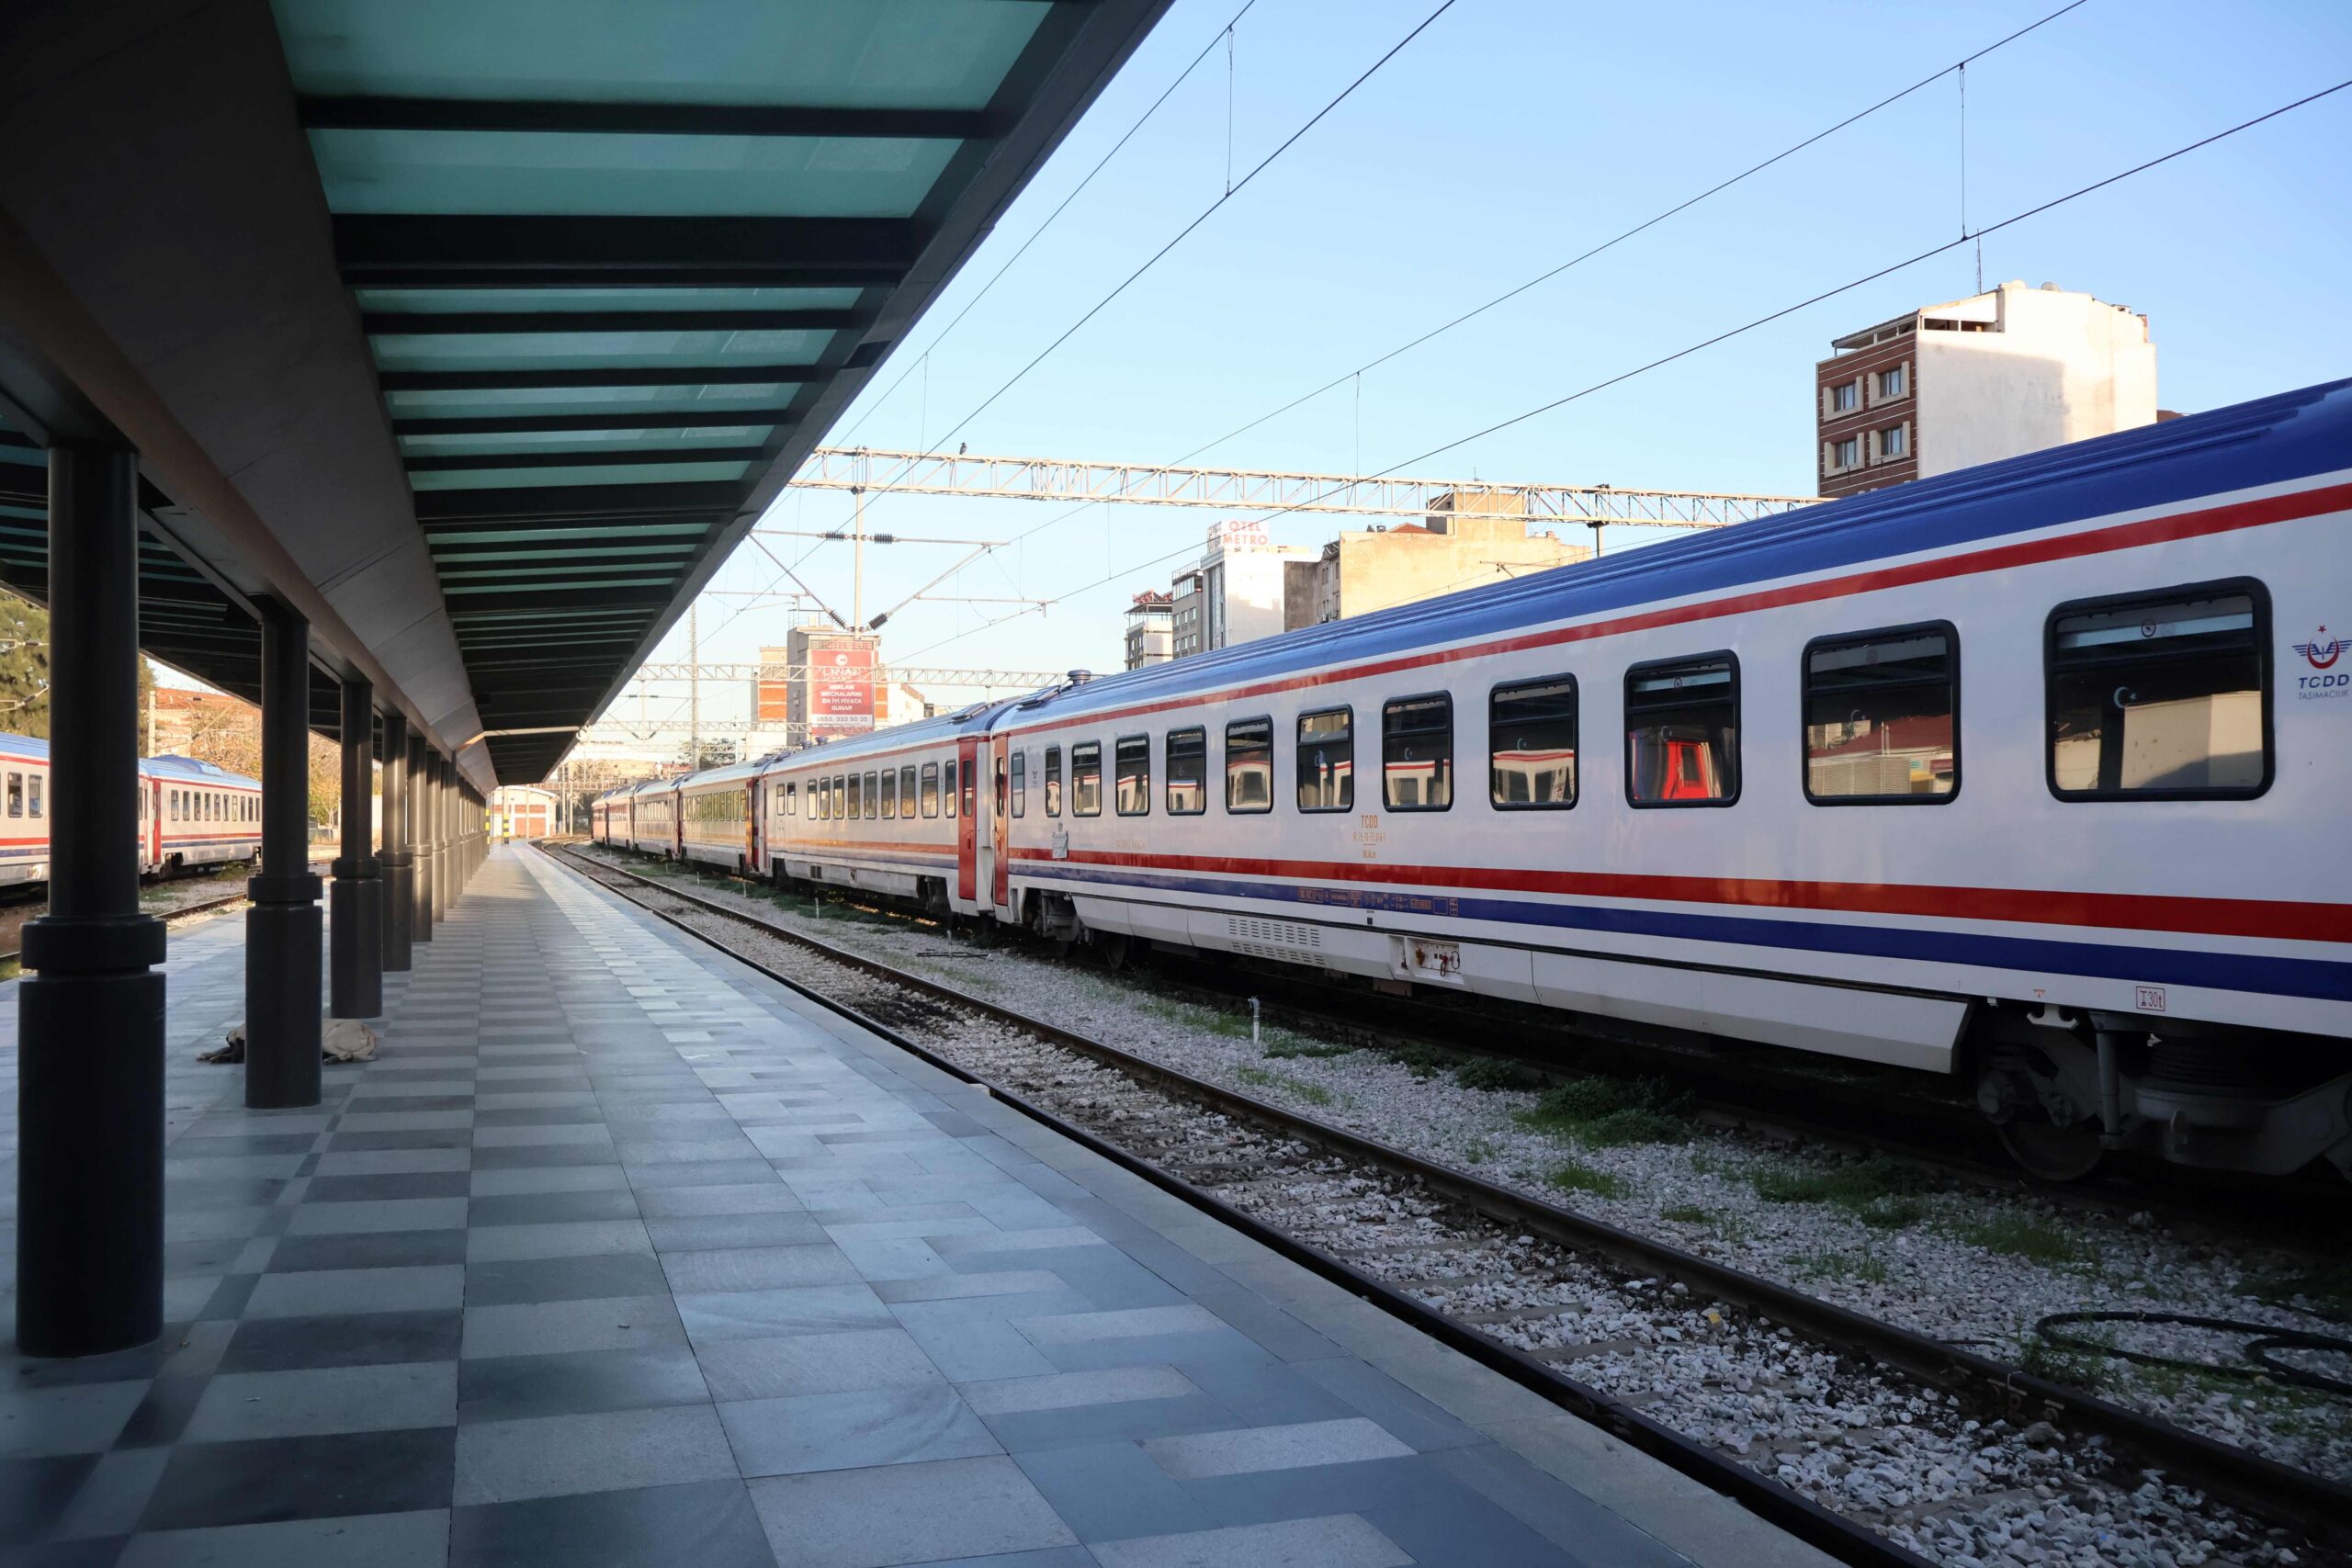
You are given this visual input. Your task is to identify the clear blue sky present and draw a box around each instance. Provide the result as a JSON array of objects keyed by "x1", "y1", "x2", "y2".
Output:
[{"x1": 650, "y1": 0, "x2": 2352, "y2": 710}]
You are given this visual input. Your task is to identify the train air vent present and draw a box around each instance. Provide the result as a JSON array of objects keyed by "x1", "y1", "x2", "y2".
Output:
[{"x1": 1227, "y1": 916, "x2": 1327, "y2": 967}]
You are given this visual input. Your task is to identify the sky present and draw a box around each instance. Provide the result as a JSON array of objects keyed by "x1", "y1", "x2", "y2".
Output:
[{"x1": 631, "y1": 0, "x2": 2352, "y2": 725}]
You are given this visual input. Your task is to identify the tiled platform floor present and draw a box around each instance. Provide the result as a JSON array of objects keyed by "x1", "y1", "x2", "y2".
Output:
[{"x1": 0, "y1": 847, "x2": 1837, "y2": 1567}]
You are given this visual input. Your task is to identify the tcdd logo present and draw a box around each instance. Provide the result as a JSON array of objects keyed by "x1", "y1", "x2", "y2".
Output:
[{"x1": 2293, "y1": 625, "x2": 2348, "y2": 700}]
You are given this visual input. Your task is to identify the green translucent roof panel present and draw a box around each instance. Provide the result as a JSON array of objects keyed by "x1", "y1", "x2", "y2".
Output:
[
  {"x1": 436, "y1": 544, "x2": 699, "y2": 565},
  {"x1": 352, "y1": 287, "x2": 864, "y2": 314},
  {"x1": 410, "y1": 459, "x2": 754, "y2": 491},
  {"x1": 311, "y1": 130, "x2": 957, "y2": 219},
  {"x1": 370, "y1": 329, "x2": 829, "y2": 372},
  {"x1": 385, "y1": 384, "x2": 799, "y2": 419},
  {"x1": 274, "y1": 0, "x2": 1050, "y2": 111},
  {"x1": 432, "y1": 524, "x2": 712, "y2": 544},
  {"x1": 401, "y1": 426, "x2": 775, "y2": 456}
]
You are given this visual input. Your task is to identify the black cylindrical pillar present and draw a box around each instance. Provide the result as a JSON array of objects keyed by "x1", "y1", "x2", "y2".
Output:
[
  {"x1": 410, "y1": 735, "x2": 434, "y2": 944},
  {"x1": 17, "y1": 444, "x2": 167, "y2": 1359},
  {"x1": 329, "y1": 679, "x2": 381, "y2": 1018},
  {"x1": 380, "y1": 710, "x2": 413, "y2": 972},
  {"x1": 245, "y1": 601, "x2": 322, "y2": 1109}
]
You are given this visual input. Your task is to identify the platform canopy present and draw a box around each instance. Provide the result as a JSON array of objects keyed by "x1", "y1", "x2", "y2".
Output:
[{"x1": 0, "y1": 0, "x2": 1167, "y2": 784}]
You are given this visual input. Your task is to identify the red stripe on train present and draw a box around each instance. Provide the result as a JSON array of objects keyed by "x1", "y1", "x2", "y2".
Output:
[{"x1": 1005, "y1": 847, "x2": 2352, "y2": 945}]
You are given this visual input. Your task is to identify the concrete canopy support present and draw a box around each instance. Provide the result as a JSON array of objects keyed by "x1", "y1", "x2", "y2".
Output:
[
  {"x1": 411, "y1": 735, "x2": 434, "y2": 945},
  {"x1": 16, "y1": 444, "x2": 168, "y2": 1358},
  {"x1": 379, "y1": 710, "x2": 413, "y2": 973},
  {"x1": 329, "y1": 678, "x2": 381, "y2": 1019},
  {"x1": 244, "y1": 600, "x2": 322, "y2": 1110}
]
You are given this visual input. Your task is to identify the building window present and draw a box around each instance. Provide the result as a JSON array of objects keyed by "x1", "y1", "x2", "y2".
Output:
[
  {"x1": 1829, "y1": 436, "x2": 1860, "y2": 471},
  {"x1": 1071, "y1": 742, "x2": 1101, "y2": 816},
  {"x1": 2047, "y1": 581, "x2": 2268, "y2": 798},
  {"x1": 1878, "y1": 365, "x2": 1906, "y2": 399},
  {"x1": 1166, "y1": 728, "x2": 1207, "y2": 814},
  {"x1": 1878, "y1": 423, "x2": 1907, "y2": 459},
  {"x1": 1225, "y1": 717, "x2": 1272, "y2": 813},
  {"x1": 1011, "y1": 751, "x2": 1026, "y2": 818},
  {"x1": 1296, "y1": 707, "x2": 1353, "y2": 812},
  {"x1": 1114, "y1": 736, "x2": 1150, "y2": 816},
  {"x1": 1626, "y1": 654, "x2": 1739, "y2": 806},
  {"x1": 1830, "y1": 380, "x2": 1859, "y2": 413},
  {"x1": 1804, "y1": 626, "x2": 1957, "y2": 803},
  {"x1": 1044, "y1": 745, "x2": 1062, "y2": 817},
  {"x1": 1490, "y1": 676, "x2": 1577, "y2": 808},
  {"x1": 1381, "y1": 694, "x2": 1452, "y2": 810},
  {"x1": 881, "y1": 768, "x2": 897, "y2": 818},
  {"x1": 921, "y1": 761, "x2": 940, "y2": 818}
]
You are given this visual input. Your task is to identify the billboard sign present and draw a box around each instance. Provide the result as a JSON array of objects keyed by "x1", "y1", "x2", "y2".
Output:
[{"x1": 808, "y1": 641, "x2": 876, "y2": 736}]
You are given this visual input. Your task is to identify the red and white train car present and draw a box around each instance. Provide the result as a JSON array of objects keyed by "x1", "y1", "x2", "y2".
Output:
[{"x1": 0, "y1": 733, "x2": 263, "y2": 886}]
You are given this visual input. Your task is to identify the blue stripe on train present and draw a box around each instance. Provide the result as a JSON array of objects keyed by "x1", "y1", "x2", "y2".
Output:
[{"x1": 1020, "y1": 863, "x2": 2352, "y2": 1004}]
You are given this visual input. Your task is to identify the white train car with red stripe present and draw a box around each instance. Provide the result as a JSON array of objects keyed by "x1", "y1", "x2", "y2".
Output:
[
  {"x1": 622, "y1": 380, "x2": 2351, "y2": 1181},
  {"x1": 0, "y1": 734, "x2": 263, "y2": 885}
]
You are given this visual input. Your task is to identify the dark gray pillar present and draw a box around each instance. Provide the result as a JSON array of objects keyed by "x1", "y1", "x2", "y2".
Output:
[
  {"x1": 380, "y1": 710, "x2": 412, "y2": 972},
  {"x1": 17, "y1": 444, "x2": 167, "y2": 1358},
  {"x1": 329, "y1": 679, "x2": 381, "y2": 1018},
  {"x1": 411, "y1": 736, "x2": 434, "y2": 944},
  {"x1": 245, "y1": 600, "x2": 322, "y2": 1109}
]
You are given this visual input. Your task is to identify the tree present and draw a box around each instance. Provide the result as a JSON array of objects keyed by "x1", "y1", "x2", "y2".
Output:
[{"x1": 0, "y1": 592, "x2": 155, "y2": 740}]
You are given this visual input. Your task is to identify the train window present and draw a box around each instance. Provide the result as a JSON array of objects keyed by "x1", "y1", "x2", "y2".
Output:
[
  {"x1": 1012, "y1": 751, "x2": 1026, "y2": 818},
  {"x1": 1626, "y1": 653, "x2": 1739, "y2": 807},
  {"x1": 944, "y1": 761, "x2": 956, "y2": 818},
  {"x1": 1296, "y1": 707, "x2": 1353, "y2": 812},
  {"x1": 960, "y1": 759, "x2": 978, "y2": 820},
  {"x1": 786, "y1": 782, "x2": 797, "y2": 817},
  {"x1": 1381, "y1": 694, "x2": 1453, "y2": 811},
  {"x1": 6, "y1": 773, "x2": 18, "y2": 817},
  {"x1": 31, "y1": 774, "x2": 42, "y2": 818},
  {"x1": 1044, "y1": 745, "x2": 1062, "y2": 816},
  {"x1": 993, "y1": 753, "x2": 1007, "y2": 818},
  {"x1": 881, "y1": 769, "x2": 897, "y2": 819},
  {"x1": 899, "y1": 766, "x2": 915, "y2": 812},
  {"x1": 1490, "y1": 676, "x2": 1577, "y2": 808},
  {"x1": 920, "y1": 761, "x2": 940, "y2": 818},
  {"x1": 1225, "y1": 717, "x2": 1272, "y2": 813},
  {"x1": 1804, "y1": 625, "x2": 1958, "y2": 804},
  {"x1": 865, "y1": 771, "x2": 878, "y2": 820},
  {"x1": 1166, "y1": 728, "x2": 1207, "y2": 815},
  {"x1": 2046, "y1": 581, "x2": 2269, "y2": 799},
  {"x1": 1071, "y1": 741, "x2": 1102, "y2": 816},
  {"x1": 1114, "y1": 736, "x2": 1150, "y2": 816},
  {"x1": 846, "y1": 773, "x2": 862, "y2": 819}
]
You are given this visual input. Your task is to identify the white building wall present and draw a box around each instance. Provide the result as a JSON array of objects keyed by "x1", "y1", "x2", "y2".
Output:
[{"x1": 1916, "y1": 282, "x2": 2156, "y2": 479}]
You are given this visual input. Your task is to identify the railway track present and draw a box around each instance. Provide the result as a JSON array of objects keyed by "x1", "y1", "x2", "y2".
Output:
[
  {"x1": 0, "y1": 886, "x2": 252, "y2": 965},
  {"x1": 543, "y1": 841, "x2": 2349, "y2": 1568}
]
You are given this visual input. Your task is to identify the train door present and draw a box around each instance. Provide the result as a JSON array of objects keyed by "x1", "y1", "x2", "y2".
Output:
[
  {"x1": 746, "y1": 780, "x2": 762, "y2": 873},
  {"x1": 956, "y1": 736, "x2": 979, "y2": 905},
  {"x1": 989, "y1": 735, "x2": 1010, "y2": 912}
]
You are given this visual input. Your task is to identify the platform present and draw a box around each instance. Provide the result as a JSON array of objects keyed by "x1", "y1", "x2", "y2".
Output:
[{"x1": 0, "y1": 846, "x2": 1834, "y2": 1568}]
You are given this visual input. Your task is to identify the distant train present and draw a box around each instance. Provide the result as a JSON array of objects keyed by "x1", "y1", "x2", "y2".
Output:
[
  {"x1": 0, "y1": 732, "x2": 264, "y2": 887},
  {"x1": 594, "y1": 379, "x2": 2352, "y2": 1183}
]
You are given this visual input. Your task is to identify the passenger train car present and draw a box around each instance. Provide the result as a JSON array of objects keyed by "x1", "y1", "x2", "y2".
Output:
[
  {"x1": 0, "y1": 732, "x2": 264, "y2": 886},
  {"x1": 594, "y1": 378, "x2": 2352, "y2": 1181}
]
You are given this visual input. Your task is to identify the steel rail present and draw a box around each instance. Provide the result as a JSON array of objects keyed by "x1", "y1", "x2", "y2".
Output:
[
  {"x1": 0, "y1": 887, "x2": 253, "y2": 964},
  {"x1": 544, "y1": 845, "x2": 2352, "y2": 1557}
]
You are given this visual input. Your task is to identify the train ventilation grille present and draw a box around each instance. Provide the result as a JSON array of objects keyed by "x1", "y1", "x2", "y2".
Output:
[{"x1": 1227, "y1": 916, "x2": 1326, "y2": 967}]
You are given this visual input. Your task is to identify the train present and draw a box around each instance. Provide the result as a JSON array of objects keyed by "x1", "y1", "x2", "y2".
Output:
[
  {"x1": 0, "y1": 732, "x2": 265, "y2": 887},
  {"x1": 594, "y1": 378, "x2": 2352, "y2": 1183}
]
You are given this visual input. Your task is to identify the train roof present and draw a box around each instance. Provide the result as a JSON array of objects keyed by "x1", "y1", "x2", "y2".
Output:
[
  {"x1": 678, "y1": 759, "x2": 763, "y2": 791},
  {"x1": 141, "y1": 753, "x2": 261, "y2": 788},
  {"x1": 752, "y1": 700, "x2": 1027, "y2": 773},
  {"x1": 1010, "y1": 376, "x2": 2352, "y2": 726},
  {"x1": 0, "y1": 730, "x2": 47, "y2": 761}
]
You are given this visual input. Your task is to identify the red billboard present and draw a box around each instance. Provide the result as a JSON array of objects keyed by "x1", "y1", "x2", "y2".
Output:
[{"x1": 808, "y1": 640, "x2": 876, "y2": 736}]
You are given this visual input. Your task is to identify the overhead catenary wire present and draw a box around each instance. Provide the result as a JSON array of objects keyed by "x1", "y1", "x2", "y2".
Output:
[{"x1": 899, "y1": 74, "x2": 2352, "y2": 661}]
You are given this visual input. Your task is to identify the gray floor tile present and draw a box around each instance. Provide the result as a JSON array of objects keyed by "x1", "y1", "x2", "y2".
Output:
[
  {"x1": 448, "y1": 1478, "x2": 774, "y2": 1568},
  {"x1": 1142, "y1": 1417, "x2": 1415, "y2": 1480},
  {"x1": 661, "y1": 1242, "x2": 860, "y2": 1294},
  {"x1": 460, "y1": 1295, "x2": 687, "y2": 1359},
  {"x1": 719, "y1": 1383, "x2": 1000, "y2": 1476},
  {"x1": 457, "y1": 1344, "x2": 709, "y2": 1423},
  {"x1": 1015, "y1": 1441, "x2": 1217, "y2": 1544},
  {"x1": 242, "y1": 1264, "x2": 466, "y2": 1318},
  {"x1": 695, "y1": 1327, "x2": 944, "y2": 1402},
  {"x1": 749, "y1": 1454, "x2": 1078, "y2": 1568},
  {"x1": 1089, "y1": 1513, "x2": 1411, "y2": 1568},
  {"x1": 183, "y1": 1361, "x2": 456, "y2": 1442},
  {"x1": 453, "y1": 1402, "x2": 738, "y2": 1505},
  {"x1": 676, "y1": 1283, "x2": 894, "y2": 1344},
  {"x1": 116, "y1": 1506, "x2": 453, "y2": 1567}
]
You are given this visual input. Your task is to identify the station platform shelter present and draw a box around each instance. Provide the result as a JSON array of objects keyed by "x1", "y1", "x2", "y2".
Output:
[{"x1": 0, "y1": 845, "x2": 1838, "y2": 1567}]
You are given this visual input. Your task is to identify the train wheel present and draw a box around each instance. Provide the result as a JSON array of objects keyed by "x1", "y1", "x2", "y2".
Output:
[
  {"x1": 1995, "y1": 1118, "x2": 2106, "y2": 1184},
  {"x1": 1098, "y1": 931, "x2": 1133, "y2": 971}
]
